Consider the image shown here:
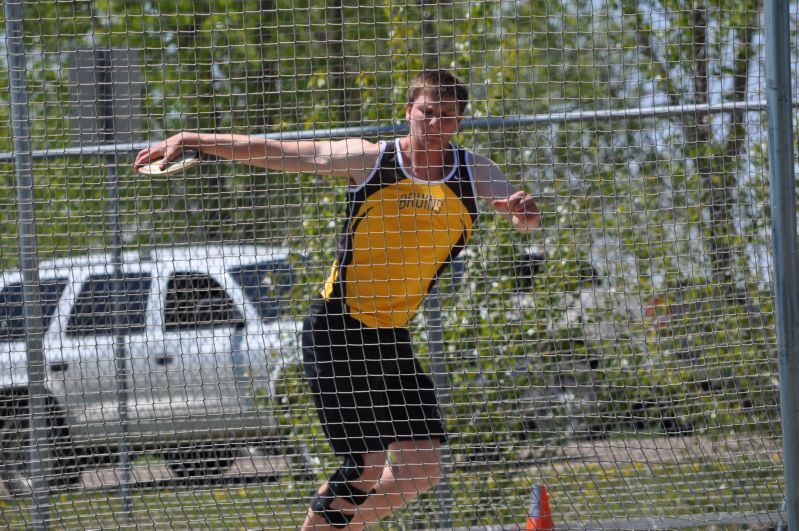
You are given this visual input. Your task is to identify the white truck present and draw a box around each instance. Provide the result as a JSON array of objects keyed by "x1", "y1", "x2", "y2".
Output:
[{"x1": 0, "y1": 245, "x2": 303, "y2": 493}]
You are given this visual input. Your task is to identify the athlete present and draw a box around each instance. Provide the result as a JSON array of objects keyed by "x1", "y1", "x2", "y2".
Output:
[{"x1": 134, "y1": 69, "x2": 539, "y2": 529}]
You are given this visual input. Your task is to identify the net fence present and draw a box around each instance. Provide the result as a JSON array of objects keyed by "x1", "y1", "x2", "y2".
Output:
[{"x1": 0, "y1": 0, "x2": 789, "y2": 528}]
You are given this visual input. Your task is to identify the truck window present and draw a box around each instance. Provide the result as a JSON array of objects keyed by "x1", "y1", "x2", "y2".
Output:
[
  {"x1": 0, "y1": 279, "x2": 68, "y2": 341},
  {"x1": 66, "y1": 274, "x2": 151, "y2": 336},
  {"x1": 164, "y1": 272, "x2": 245, "y2": 331},
  {"x1": 228, "y1": 261, "x2": 293, "y2": 320}
]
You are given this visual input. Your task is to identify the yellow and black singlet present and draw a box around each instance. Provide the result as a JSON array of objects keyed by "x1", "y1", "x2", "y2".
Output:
[{"x1": 321, "y1": 139, "x2": 480, "y2": 328}]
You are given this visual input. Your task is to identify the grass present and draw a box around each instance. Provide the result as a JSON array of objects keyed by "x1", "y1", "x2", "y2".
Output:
[
  {"x1": 0, "y1": 456, "x2": 785, "y2": 529},
  {"x1": 0, "y1": 483, "x2": 309, "y2": 529}
]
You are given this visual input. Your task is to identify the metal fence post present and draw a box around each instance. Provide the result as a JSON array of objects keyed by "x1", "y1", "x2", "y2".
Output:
[
  {"x1": 425, "y1": 259, "x2": 463, "y2": 528},
  {"x1": 764, "y1": 0, "x2": 799, "y2": 529},
  {"x1": 3, "y1": 0, "x2": 51, "y2": 528},
  {"x1": 424, "y1": 284, "x2": 453, "y2": 529},
  {"x1": 96, "y1": 49, "x2": 134, "y2": 519}
]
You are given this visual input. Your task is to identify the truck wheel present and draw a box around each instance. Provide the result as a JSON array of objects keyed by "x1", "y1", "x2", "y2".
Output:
[
  {"x1": 164, "y1": 444, "x2": 236, "y2": 481},
  {"x1": 0, "y1": 394, "x2": 82, "y2": 495}
]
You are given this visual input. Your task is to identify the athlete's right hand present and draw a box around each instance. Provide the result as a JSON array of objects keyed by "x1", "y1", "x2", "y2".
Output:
[{"x1": 134, "y1": 132, "x2": 196, "y2": 173}]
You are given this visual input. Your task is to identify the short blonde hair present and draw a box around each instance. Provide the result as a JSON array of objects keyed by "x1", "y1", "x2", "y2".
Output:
[{"x1": 407, "y1": 70, "x2": 469, "y2": 114}]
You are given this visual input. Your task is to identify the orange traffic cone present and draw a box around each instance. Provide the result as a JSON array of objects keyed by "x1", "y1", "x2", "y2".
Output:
[{"x1": 526, "y1": 484, "x2": 554, "y2": 530}]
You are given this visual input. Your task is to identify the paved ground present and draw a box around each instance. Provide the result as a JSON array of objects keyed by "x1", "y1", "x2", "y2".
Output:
[
  {"x1": 550, "y1": 434, "x2": 782, "y2": 464},
  {"x1": 0, "y1": 455, "x2": 300, "y2": 497},
  {"x1": 0, "y1": 435, "x2": 782, "y2": 497}
]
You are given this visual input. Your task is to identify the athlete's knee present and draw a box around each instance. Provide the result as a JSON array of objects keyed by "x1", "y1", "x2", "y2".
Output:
[
  {"x1": 310, "y1": 454, "x2": 377, "y2": 529},
  {"x1": 390, "y1": 442, "x2": 444, "y2": 491}
]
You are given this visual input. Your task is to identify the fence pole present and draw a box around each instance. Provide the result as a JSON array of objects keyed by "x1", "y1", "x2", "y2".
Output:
[
  {"x1": 96, "y1": 49, "x2": 134, "y2": 519},
  {"x1": 3, "y1": 0, "x2": 51, "y2": 528},
  {"x1": 424, "y1": 259, "x2": 464, "y2": 529},
  {"x1": 764, "y1": 0, "x2": 799, "y2": 529},
  {"x1": 0, "y1": 99, "x2": 792, "y2": 163}
]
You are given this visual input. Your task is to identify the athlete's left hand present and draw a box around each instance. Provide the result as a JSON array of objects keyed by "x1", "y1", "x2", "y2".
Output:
[{"x1": 493, "y1": 191, "x2": 540, "y2": 233}]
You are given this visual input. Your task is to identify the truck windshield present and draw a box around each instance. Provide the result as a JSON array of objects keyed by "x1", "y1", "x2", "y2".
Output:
[{"x1": 228, "y1": 261, "x2": 294, "y2": 320}]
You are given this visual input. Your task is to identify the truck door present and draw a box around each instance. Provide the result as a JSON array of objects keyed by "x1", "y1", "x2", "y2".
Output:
[
  {"x1": 150, "y1": 270, "x2": 246, "y2": 437},
  {"x1": 59, "y1": 268, "x2": 151, "y2": 442}
]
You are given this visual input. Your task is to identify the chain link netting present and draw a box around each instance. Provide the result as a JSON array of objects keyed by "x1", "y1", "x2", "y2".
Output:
[{"x1": 0, "y1": 0, "x2": 789, "y2": 528}]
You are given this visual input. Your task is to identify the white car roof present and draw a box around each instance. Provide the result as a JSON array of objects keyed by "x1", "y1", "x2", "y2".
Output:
[{"x1": 32, "y1": 244, "x2": 292, "y2": 276}]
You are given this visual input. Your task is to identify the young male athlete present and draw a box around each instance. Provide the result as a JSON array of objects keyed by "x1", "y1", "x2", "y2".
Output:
[{"x1": 134, "y1": 70, "x2": 539, "y2": 529}]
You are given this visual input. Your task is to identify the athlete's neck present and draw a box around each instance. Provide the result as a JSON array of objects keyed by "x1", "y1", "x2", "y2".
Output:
[{"x1": 398, "y1": 137, "x2": 453, "y2": 181}]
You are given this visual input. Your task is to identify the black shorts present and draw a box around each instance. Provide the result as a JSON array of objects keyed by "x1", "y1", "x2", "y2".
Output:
[{"x1": 302, "y1": 299, "x2": 447, "y2": 455}]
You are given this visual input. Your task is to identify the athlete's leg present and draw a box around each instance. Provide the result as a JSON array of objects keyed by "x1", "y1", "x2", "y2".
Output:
[
  {"x1": 346, "y1": 439, "x2": 443, "y2": 527},
  {"x1": 337, "y1": 336, "x2": 447, "y2": 527},
  {"x1": 301, "y1": 302, "x2": 386, "y2": 528}
]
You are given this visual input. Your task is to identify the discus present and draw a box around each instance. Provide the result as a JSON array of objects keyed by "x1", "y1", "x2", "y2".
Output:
[{"x1": 136, "y1": 150, "x2": 203, "y2": 176}]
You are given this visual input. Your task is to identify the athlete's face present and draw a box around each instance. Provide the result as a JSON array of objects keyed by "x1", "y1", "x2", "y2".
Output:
[{"x1": 405, "y1": 91, "x2": 463, "y2": 149}]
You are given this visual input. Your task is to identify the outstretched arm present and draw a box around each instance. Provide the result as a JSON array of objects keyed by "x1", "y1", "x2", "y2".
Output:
[
  {"x1": 133, "y1": 132, "x2": 381, "y2": 185},
  {"x1": 472, "y1": 153, "x2": 540, "y2": 233}
]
